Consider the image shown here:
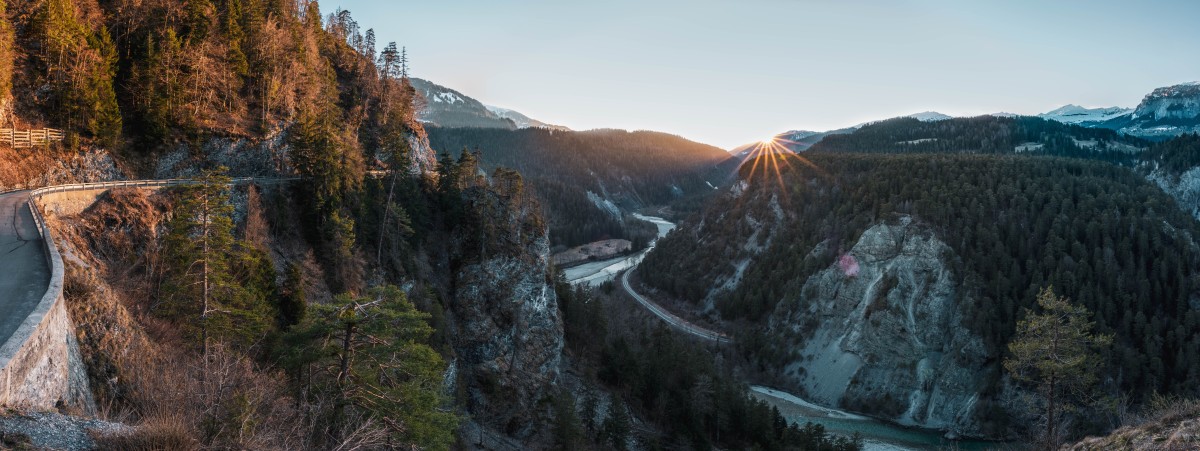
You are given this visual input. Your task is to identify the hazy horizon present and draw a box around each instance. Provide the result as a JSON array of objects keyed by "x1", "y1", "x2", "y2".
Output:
[{"x1": 333, "y1": 0, "x2": 1200, "y2": 149}]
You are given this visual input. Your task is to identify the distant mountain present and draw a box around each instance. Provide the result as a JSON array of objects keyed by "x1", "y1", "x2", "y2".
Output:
[
  {"x1": 410, "y1": 78, "x2": 564, "y2": 130},
  {"x1": 1038, "y1": 82, "x2": 1200, "y2": 139},
  {"x1": 905, "y1": 111, "x2": 953, "y2": 122},
  {"x1": 808, "y1": 115, "x2": 1149, "y2": 165},
  {"x1": 426, "y1": 126, "x2": 737, "y2": 248},
  {"x1": 485, "y1": 105, "x2": 570, "y2": 131},
  {"x1": 1117, "y1": 82, "x2": 1200, "y2": 138},
  {"x1": 409, "y1": 78, "x2": 516, "y2": 129},
  {"x1": 730, "y1": 111, "x2": 952, "y2": 155},
  {"x1": 1038, "y1": 104, "x2": 1133, "y2": 125}
]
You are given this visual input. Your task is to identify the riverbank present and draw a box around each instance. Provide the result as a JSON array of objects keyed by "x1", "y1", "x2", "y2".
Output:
[
  {"x1": 563, "y1": 214, "x2": 675, "y2": 286},
  {"x1": 751, "y1": 386, "x2": 1006, "y2": 451}
]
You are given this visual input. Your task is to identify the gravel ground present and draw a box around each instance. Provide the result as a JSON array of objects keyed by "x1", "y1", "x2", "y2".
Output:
[{"x1": 0, "y1": 411, "x2": 129, "y2": 451}]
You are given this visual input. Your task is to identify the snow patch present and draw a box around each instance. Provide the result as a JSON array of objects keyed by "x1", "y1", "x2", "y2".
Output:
[
  {"x1": 433, "y1": 92, "x2": 463, "y2": 104},
  {"x1": 586, "y1": 191, "x2": 621, "y2": 220},
  {"x1": 1039, "y1": 104, "x2": 1132, "y2": 124}
]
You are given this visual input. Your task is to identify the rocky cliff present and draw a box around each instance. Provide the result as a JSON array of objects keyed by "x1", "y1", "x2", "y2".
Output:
[
  {"x1": 453, "y1": 246, "x2": 563, "y2": 437},
  {"x1": 152, "y1": 125, "x2": 438, "y2": 178},
  {"x1": 1147, "y1": 166, "x2": 1200, "y2": 221},
  {"x1": 446, "y1": 186, "x2": 565, "y2": 439},
  {"x1": 1109, "y1": 82, "x2": 1200, "y2": 138},
  {"x1": 768, "y1": 216, "x2": 991, "y2": 437}
]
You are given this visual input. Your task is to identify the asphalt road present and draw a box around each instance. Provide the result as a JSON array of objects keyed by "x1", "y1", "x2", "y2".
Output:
[
  {"x1": 620, "y1": 269, "x2": 732, "y2": 344},
  {"x1": 0, "y1": 191, "x2": 50, "y2": 349}
]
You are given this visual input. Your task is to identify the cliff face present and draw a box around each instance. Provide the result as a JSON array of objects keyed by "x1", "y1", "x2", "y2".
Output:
[
  {"x1": 453, "y1": 244, "x2": 563, "y2": 436},
  {"x1": 446, "y1": 187, "x2": 564, "y2": 438},
  {"x1": 1119, "y1": 82, "x2": 1200, "y2": 138},
  {"x1": 1147, "y1": 167, "x2": 1200, "y2": 221},
  {"x1": 769, "y1": 216, "x2": 992, "y2": 437},
  {"x1": 152, "y1": 126, "x2": 438, "y2": 178}
]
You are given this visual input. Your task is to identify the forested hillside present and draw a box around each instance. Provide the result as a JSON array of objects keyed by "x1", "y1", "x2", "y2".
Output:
[
  {"x1": 809, "y1": 116, "x2": 1149, "y2": 165},
  {"x1": 1145, "y1": 133, "x2": 1200, "y2": 175},
  {"x1": 640, "y1": 151, "x2": 1200, "y2": 435},
  {"x1": 427, "y1": 126, "x2": 737, "y2": 247},
  {"x1": 0, "y1": 0, "x2": 428, "y2": 182}
]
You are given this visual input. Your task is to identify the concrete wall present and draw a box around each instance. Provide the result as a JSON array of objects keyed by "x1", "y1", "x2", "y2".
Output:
[{"x1": 0, "y1": 192, "x2": 94, "y2": 412}]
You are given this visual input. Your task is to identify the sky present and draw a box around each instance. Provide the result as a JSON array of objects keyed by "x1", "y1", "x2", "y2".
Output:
[{"x1": 331, "y1": 0, "x2": 1200, "y2": 149}]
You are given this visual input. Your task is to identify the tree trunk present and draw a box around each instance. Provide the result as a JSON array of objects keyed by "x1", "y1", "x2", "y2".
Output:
[
  {"x1": 1047, "y1": 374, "x2": 1056, "y2": 449},
  {"x1": 337, "y1": 321, "x2": 355, "y2": 387}
]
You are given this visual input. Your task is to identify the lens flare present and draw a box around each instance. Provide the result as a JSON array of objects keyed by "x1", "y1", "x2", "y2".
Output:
[{"x1": 735, "y1": 133, "x2": 833, "y2": 207}]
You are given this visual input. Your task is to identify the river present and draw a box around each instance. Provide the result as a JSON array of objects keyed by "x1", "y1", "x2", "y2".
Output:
[
  {"x1": 750, "y1": 386, "x2": 1004, "y2": 450},
  {"x1": 563, "y1": 213, "x2": 675, "y2": 286}
]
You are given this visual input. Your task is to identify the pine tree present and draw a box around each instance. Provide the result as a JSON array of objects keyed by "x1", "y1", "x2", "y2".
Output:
[
  {"x1": 283, "y1": 285, "x2": 458, "y2": 449},
  {"x1": 161, "y1": 169, "x2": 272, "y2": 357},
  {"x1": 600, "y1": 394, "x2": 630, "y2": 450},
  {"x1": 1005, "y1": 286, "x2": 1112, "y2": 448}
]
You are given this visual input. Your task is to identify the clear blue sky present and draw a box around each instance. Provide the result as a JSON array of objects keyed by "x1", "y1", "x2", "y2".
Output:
[{"x1": 331, "y1": 0, "x2": 1200, "y2": 149}]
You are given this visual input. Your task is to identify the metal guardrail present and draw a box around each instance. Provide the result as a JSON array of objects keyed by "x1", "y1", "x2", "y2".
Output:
[
  {"x1": 24, "y1": 175, "x2": 299, "y2": 273},
  {"x1": 25, "y1": 177, "x2": 299, "y2": 237}
]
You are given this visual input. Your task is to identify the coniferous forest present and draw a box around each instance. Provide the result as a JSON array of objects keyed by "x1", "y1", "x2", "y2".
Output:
[
  {"x1": 0, "y1": 0, "x2": 1199, "y2": 449},
  {"x1": 426, "y1": 126, "x2": 737, "y2": 248},
  {"x1": 640, "y1": 151, "x2": 1200, "y2": 430}
]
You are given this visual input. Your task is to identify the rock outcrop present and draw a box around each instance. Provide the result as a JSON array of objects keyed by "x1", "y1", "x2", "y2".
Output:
[
  {"x1": 1114, "y1": 82, "x2": 1200, "y2": 138},
  {"x1": 453, "y1": 247, "x2": 563, "y2": 437},
  {"x1": 769, "y1": 216, "x2": 990, "y2": 437},
  {"x1": 1147, "y1": 166, "x2": 1200, "y2": 220}
]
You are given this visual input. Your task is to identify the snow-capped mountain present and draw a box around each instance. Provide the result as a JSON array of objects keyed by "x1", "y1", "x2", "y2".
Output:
[
  {"x1": 1038, "y1": 82, "x2": 1200, "y2": 139},
  {"x1": 906, "y1": 111, "x2": 953, "y2": 122},
  {"x1": 485, "y1": 105, "x2": 570, "y2": 131},
  {"x1": 1117, "y1": 82, "x2": 1200, "y2": 138},
  {"x1": 410, "y1": 78, "x2": 564, "y2": 131},
  {"x1": 410, "y1": 78, "x2": 516, "y2": 129},
  {"x1": 1038, "y1": 105, "x2": 1133, "y2": 125}
]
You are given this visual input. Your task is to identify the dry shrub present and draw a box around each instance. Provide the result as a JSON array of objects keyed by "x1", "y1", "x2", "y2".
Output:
[
  {"x1": 91, "y1": 415, "x2": 199, "y2": 451},
  {"x1": 55, "y1": 194, "x2": 317, "y2": 449}
]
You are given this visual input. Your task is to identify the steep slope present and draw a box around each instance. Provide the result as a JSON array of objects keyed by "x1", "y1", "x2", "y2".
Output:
[
  {"x1": 639, "y1": 152, "x2": 1200, "y2": 438},
  {"x1": 1116, "y1": 82, "x2": 1200, "y2": 138},
  {"x1": 1144, "y1": 133, "x2": 1200, "y2": 219}
]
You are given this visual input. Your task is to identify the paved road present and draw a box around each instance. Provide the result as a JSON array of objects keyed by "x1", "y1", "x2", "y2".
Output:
[
  {"x1": 620, "y1": 269, "x2": 732, "y2": 344},
  {"x1": 0, "y1": 191, "x2": 50, "y2": 349}
]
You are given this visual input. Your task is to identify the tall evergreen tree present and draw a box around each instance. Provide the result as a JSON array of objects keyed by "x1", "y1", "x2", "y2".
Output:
[
  {"x1": 1005, "y1": 286, "x2": 1113, "y2": 448},
  {"x1": 161, "y1": 169, "x2": 272, "y2": 356},
  {"x1": 283, "y1": 285, "x2": 458, "y2": 449}
]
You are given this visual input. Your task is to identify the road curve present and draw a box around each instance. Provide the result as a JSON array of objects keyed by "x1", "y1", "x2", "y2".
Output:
[
  {"x1": 620, "y1": 269, "x2": 732, "y2": 344},
  {"x1": 0, "y1": 191, "x2": 50, "y2": 352},
  {"x1": 0, "y1": 178, "x2": 296, "y2": 355}
]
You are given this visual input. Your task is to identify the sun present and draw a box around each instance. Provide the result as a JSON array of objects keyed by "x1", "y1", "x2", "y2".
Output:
[{"x1": 738, "y1": 135, "x2": 826, "y2": 201}]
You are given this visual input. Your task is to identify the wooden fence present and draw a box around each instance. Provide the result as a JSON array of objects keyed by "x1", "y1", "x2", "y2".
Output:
[{"x1": 0, "y1": 129, "x2": 65, "y2": 148}]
